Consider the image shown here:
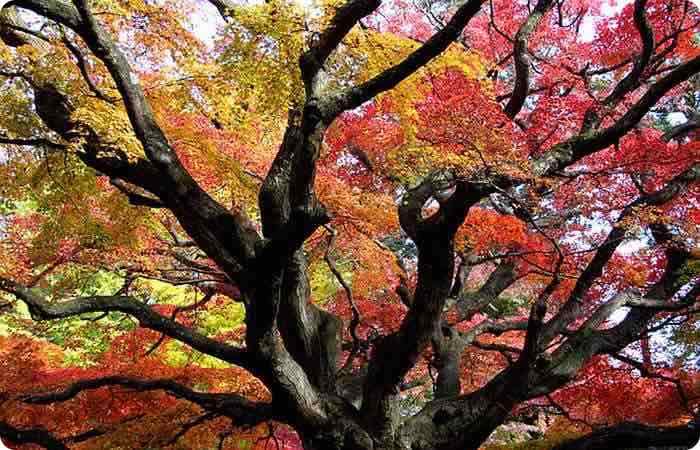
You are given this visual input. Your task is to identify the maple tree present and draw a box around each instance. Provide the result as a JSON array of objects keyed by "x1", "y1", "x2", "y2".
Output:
[{"x1": 0, "y1": 0, "x2": 699, "y2": 449}]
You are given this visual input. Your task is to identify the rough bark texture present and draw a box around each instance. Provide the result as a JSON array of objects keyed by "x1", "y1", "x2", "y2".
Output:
[{"x1": 552, "y1": 421, "x2": 700, "y2": 450}]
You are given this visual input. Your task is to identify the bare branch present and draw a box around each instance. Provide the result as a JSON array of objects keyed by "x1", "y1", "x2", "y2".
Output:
[{"x1": 324, "y1": 226, "x2": 362, "y2": 374}]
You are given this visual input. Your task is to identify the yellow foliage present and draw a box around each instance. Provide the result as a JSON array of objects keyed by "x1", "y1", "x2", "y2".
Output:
[
  {"x1": 71, "y1": 96, "x2": 146, "y2": 159},
  {"x1": 619, "y1": 205, "x2": 673, "y2": 233}
]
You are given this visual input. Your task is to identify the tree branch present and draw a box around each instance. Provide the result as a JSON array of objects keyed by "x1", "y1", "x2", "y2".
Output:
[
  {"x1": 360, "y1": 171, "x2": 506, "y2": 438},
  {"x1": 0, "y1": 421, "x2": 67, "y2": 450},
  {"x1": 109, "y1": 178, "x2": 165, "y2": 208},
  {"x1": 7, "y1": 0, "x2": 261, "y2": 278},
  {"x1": 663, "y1": 113, "x2": 700, "y2": 142},
  {"x1": 534, "y1": 55, "x2": 700, "y2": 176},
  {"x1": 300, "y1": 0, "x2": 381, "y2": 93},
  {"x1": 0, "y1": 136, "x2": 66, "y2": 150},
  {"x1": 21, "y1": 376, "x2": 272, "y2": 426},
  {"x1": 539, "y1": 163, "x2": 700, "y2": 344},
  {"x1": 503, "y1": 0, "x2": 556, "y2": 119},
  {"x1": 207, "y1": 0, "x2": 236, "y2": 20},
  {"x1": 531, "y1": 244, "x2": 695, "y2": 399},
  {"x1": 0, "y1": 278, "x2": 254, "y2": 370},
  {"x1": 451, "y1": 259, "x2": 519, "y2": 323},
  {"x1": 60, "y1": 26, "x2": 114, "y2": 103},
  {"x1": 552, "y1": 420, "x2": 700, "y2": 450},
  {"x1": 320, "y1": 0, "x2": 485, "y2": 122},
  {"x1": 580, "y1": 0, "x2": 655, "y2": 132},
  {"x1": 325, "y1": 226, "x2": 362, "y2": 375},
  {"x1": 5, "y1": 0, "x2": 81, "y2": 29}
]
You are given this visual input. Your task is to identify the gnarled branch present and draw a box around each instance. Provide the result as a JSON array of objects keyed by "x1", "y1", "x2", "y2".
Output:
[
  {"x1": 320, "y1": 0, "x2": 485, "y2": 122},
  {"x1": 0, "y1": 278, "x2": 253, "y2": 370},
  {"x1": 534, "y1": 55, "x2": 700, "y2": 176},
  {"x1": 503, "y1": 0, "x2": 556, "y2": 119},
  {"x1": 21, "y1": 376, "x2": 272, "y2": 426},
  {"x1": 552, "y1": 420, "x2": 700, "y2": 450}
]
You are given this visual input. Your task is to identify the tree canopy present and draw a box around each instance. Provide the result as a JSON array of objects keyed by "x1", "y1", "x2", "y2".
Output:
[{"x1": 0, "y1": 0, "x2": 699, "y2": 449}]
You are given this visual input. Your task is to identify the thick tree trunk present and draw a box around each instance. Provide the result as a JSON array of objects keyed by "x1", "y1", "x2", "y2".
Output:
[
  {"x1": 552, "y1": 421, "x2": 700, "y2": 450},
  {"x1": 277, "y1": 250, "x2": 341, "y2": 393},
  {"x1": 297, "y1": 410, "x2": 376, "y2": 450},
  {"x1": 300, "y1": 432, "x2": 375, "y2": 450},
  {"x1": 398, "y1": 395, "x2": 514, "y2": 450}
]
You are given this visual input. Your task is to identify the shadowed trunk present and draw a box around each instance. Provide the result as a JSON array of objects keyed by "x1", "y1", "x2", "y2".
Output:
[{"x1": 552, "y1": 421, "x2": 700, "y2": 450}]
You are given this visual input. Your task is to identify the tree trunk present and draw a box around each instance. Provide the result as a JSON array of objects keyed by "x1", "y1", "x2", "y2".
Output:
[
  {"x1": 552, "y1": 421, "x2": 700, "y2": 450},
  {"x1": 298, "y1": 421, "x2": 376, "y2": 450}
]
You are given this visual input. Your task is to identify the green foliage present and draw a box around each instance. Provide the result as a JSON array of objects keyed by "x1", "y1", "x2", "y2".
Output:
[
  {"x1": 0, "y1": 81, "x2": 42, "y2": 136},
  {"x1": 133, "y1": 279, "x2": 193, "y2": 306},
  {"x1": 308, "y1": 256, "x2": 354, "y2": 303},
  {"x1": 485, "y1": 295, "x2": 527, "y2": 319},
  {"x1": 201, "y1": 0, "x2": 306, "y2": 140},
  {"x1": 677, "y1": 259, "x2": 700, "y2": 287},
  {"x1": 380, "y1": 236, "x2": 417, "y2": 261},
  {"x1": 197, "y1": 301, "x2": 245, "y2": 335},
  {"x1": 2, "y1": 305, "x2": 132, "y2": 366},
  {"x1": 589, "y1": 77, "x2": 610, "y2": 92}
]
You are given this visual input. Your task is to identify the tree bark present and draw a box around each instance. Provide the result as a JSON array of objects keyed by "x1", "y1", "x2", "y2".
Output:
[{"x1": 552, "y1": 421, "x2": 700, "y2": 450}]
